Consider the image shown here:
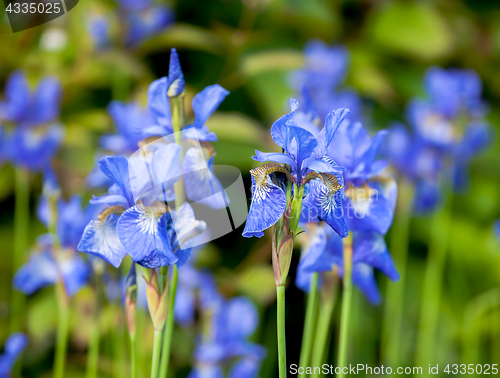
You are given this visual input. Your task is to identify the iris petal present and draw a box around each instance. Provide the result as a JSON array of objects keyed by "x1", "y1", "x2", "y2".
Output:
[
  {"x1": 192, "y1": 85, "x2": 230, "y2": 130},
  {"x1": 351, "y1": 263, "x2": 381, "y2": 305},
  {"x1": 242, "y1": 174, "x2": 286, "y2": 238},
  {"x1": 13, "y1": 251, "x2": 59, "y2": 295},
  {"x1": 353, "y1": 231, "x2": 399, "y2": 281},
  {"x1": 78, "y1": 214, "x2": 128, "y2": 268},
  {"x1": 30, "y1": 77, "x2": 61, "y2": 125},
  {"x1": 99, "y1": 156, "x2": 134, "y2": 207}
]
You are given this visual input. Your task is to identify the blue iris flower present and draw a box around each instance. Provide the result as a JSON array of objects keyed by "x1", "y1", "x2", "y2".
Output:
[
  {"x1": 0, "y1": 333, "x2": 28, "y2": 377},
  {"x1": 79, "y1": 149, "x2": 206, "y2": 268},
  {"x1": 384, "y1": 67, "x2": 490, "y2": 213},
  {"x1": 290, "y1": 40, "x2": 363, "y2": 122},
  {"x1": 243, "y1": 100, "x2": 349, "y2": 238},
  {"x1": 189, "y1": 297, "x2": 266, "y2": 378},
  {"x1": 101, "y1": 101, "x2": 156, "y2": 154},
  {"x1": 0, "y1": 71, "x2": 63, "y2": 171},
  {"x1": 15, "y1": 184, "x2": 95, "y2": 296},
  {"x1": 88, "y1": 13, "x2": 110, "y2": 50},
  {"x1": 296, "y1": 224, "x2": 399, "y2": 304}
]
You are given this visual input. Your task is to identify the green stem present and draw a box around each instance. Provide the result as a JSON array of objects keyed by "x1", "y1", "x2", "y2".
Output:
[
  {"x1": 276, "y1": 285, "x2": 287, "y2": 378},
  {"x1": 86, "y1": 317, "x2": 100, "y2": 378},
  {"x1": 159, "y1": 265, "x2": 178, "y2": 378},
  {"x1": 415, "y1": 194, "x2": 452, "y2": 367},
  {"x1": 298, "y1": 273, "x2": 318, "y2": 377},
  {"x1": 10, "y1": 168, "x2": 30, "y2": 334},
  {"x1": 150, "y1": 330, "x2": 163, "y2": 378},
  {"x1": 53, "y1": 288, "x2": 70, "y2": 378},
  {"x1": 381, "y1": 180, "x2": 414, "y2": 365},
  {"x1": 311, "y1": 272, "x2": 339, "y2": 378},
  {"x1": 130, "y1": 335, "x2": 137, "y2": 378},
  {"x1": 337, "y1": 236, "x2": 353, "y2": 377}
]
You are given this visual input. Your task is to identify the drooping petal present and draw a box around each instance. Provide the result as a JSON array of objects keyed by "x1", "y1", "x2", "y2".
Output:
[
  {"x1": 242, "y1": 168, "x2": 286, "y2": 238},
  {"x1": 192, "y1": 85, "x2": 230, "y2": 129},
  {"x1": 353, "y1": 231, "x2": 399, "y2": 281},
  {"x1": 351, "y1": 263, "x2": 381, "y2": 305},
  {"x1": 301, "y1": 225, "x2": 343, "y2": 273},
  {"x1": 13, "y1": 251, "x2": 59, "y2": 295},
  {"x1": 252, "y1": 150, "x2": 296, "y2": 168},
  {"x1": 302, "y1": 177, "x2": 348, "y2": 238},
  {"x1": 117, "y1": 205, "x2": 177, "y2": 268},
  {"x1": 78, "y1": 214, "x2": 128, "y2": 268}
]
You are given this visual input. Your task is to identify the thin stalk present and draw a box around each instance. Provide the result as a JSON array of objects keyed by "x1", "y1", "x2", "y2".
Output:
[
  {"x1": 311, "y1": 271, "x2": 339, "y2": 378},
  {"x1": 276, "y1": 285, "x2": 287, "y2": 378},
  {"x1": 415, "y1": 193, "x2": 452, "y2": 367},
  {"x1": 159, "y1": 264, "x2": 178, "y2": 378},
  {"x1": 130, "y1": 335, "x2": 137, "y2": 378},
  {"x1": 10, "y1": 168, "x2": 30, "y2": 334},
  {"x1": 337, "y1": 236, "x2": 353, "y2": 377},
  {"x1": 150, "y1": 330, "x2": 163, "y2": 378},
  {"x1": 381, "y1": 180, "x2": 414, "y2": 365},
  {"x1": 86, "y1": 317, "x2": 100, "y2": 378},
  {"x1": 53, "y1": 284, "x2": 70, "y2": 378},
  {"x1": 298, "y1": 273, "x2": 319, "y2": 377}
]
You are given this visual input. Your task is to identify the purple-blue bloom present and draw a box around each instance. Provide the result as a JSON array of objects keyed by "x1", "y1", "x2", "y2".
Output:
[
  {"x1": 0, "y1": 71, "x2": 64, "y2": 171},
  {"x1": 188, "y1": 296, "x2": 266, "y2": 378},
  {"x1": 243, "y1": 100, "x2": 349, "y2": 238},
  {"x1": 0, "y1": 333, "x2": 28, "y2": 377},
  {"x1": 296, "y1": 224, "x2": 398, "y2": 304},
  {"x1": 494, "y1": 220, "x2": 500, "y2": 241}
]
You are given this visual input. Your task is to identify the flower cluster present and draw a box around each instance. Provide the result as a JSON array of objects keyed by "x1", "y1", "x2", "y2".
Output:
[
  {"x1": 384, "y1": 67, "x2": 490, "y2": 213},
  {"x1": 0, "y1": 71, "x2": 63, "y2": 171},
  {"x1": 78, "y1": 50, "x2": 229, "y2": 271}
]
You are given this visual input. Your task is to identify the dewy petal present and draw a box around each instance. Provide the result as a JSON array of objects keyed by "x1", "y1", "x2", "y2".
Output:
[
  {"x1": 117, "y1": 205, "x2": 177, "y2": 268},
  {"x1": 13, "y1": 251, "x2": 59, "y2": 295},
  {"x1": 99, "y1": 156, "x2": 135, "y2": 207},
  {"x1": 351, "y1": 263, "x2": 381, "y2": 305},
  {"x1": 147, "y1": 77, "x2": 172, "y2": 129},
  {"x1": 0, "y1": 70, "x2": 30, "y2": 122},
  {"x1": 192, "y1": 85, "x2": 230, "y2": 129},
  {"x1": 302, "y1": 178, "x2": 348, "y2": 238},
  {"x1": 242, "y1": 172, "x2": 286, "y2": 238},
  {"x1": 29, "y1": 76, "x2": 61, "y2": 125},
  {"x1": 181, "y1": 147, "x2": 229, "y2": 209},
  {"x1": 353, "y1": 231, "x2": 399, "y2": 281},
  {"x1": 167, "y1": 48, "x2": 185, "y2": 97},
  {"x1": 78, "y1": 214, "x2": 128, "y2": 268}
]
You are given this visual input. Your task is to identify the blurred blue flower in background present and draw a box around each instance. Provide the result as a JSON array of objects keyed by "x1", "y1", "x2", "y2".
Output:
[
  {"x1": 0, "y1": 71, "x2": 64, "y2": 171},
  {"x1": 189, "y1": 296, "x2": 266, "y2": 378},
  {"x1": 296, "y1": 224, "x2": 399, "y2": 304},
  {"x1": 494, "y1": 220, "x2": 500, "y2": 241},
  {"x1": 0, "y1": 333, "x2": 28, "y2": 377},
  {"x1": 116, "y1": 0, "x2": 174, "y2": 45},
  {"x1": 88, "y1": 13, "x2": 110, "y2": 50},
  {"x1": 290, "y1": 40, "x2": 363, "y2": 122},
  {"x1": 384, "y1": 66, "x2": 491, "y2": 213}
]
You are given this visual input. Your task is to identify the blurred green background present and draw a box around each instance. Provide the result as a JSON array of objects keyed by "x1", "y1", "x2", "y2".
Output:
[{"x1": 1, "y1": 0, "x2": 500, "y2": 377}]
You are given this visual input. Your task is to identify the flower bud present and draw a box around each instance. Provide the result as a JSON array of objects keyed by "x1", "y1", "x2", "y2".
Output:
[
  {"x1": 272, "y1": 225, "x2": 295, "y2": 287},
  {"x1": 145, "y1": 269, "x2": 169, "y2": 331}
]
